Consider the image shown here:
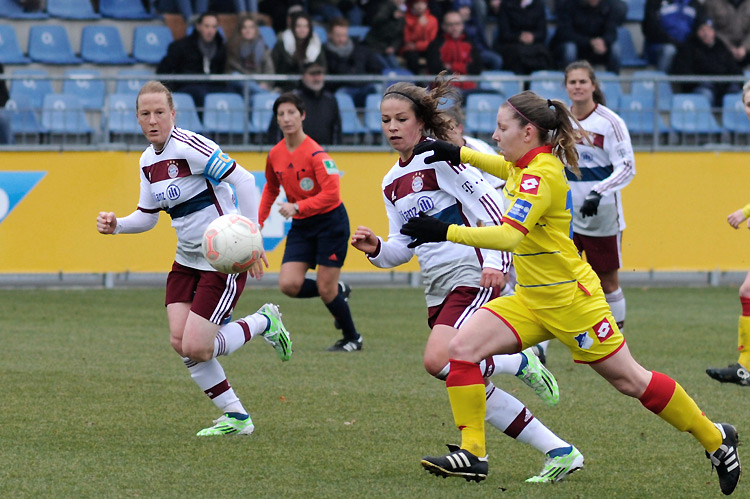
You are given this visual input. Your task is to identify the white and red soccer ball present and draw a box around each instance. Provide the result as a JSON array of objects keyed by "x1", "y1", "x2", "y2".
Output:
[{"x1": 202, "y1": 214, "x2": 263, "y2": 274}]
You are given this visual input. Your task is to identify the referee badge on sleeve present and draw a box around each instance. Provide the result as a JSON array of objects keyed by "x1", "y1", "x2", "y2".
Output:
[{"x1": 323, "y1": 159, "x2": 339, "y2": 175}]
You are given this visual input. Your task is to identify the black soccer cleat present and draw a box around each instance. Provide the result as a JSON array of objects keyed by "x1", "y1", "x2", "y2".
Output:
[
  {"x1": 421, "y1": 445, "x2": 488, "y2": 482},
  {"x1": 326, "y1": 336, "x2": 362, "y2": 352},
  {"x1": 706, "y1": 363, "x2": 750, "y2": 386},
  {"x1": 706, "y1": 423, "x2": 741, "y2": 495},
  {"x1": 333, "y1": 281, "x2": 352, "y2": 330}
]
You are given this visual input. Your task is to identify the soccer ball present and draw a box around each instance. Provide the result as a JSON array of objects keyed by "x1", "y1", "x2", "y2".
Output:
[{"x1": 202, "y1": 214, "x2": 263, "y2": 274}]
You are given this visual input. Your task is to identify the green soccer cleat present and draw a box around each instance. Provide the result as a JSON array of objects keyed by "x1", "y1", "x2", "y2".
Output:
[
  {"x1": 517, "y1": 347, "x2": 559, "y2": 406},
  {"x1": 196, "y1": 413, "x2": 255, "y2": 436},
  {"x1": 526, "y1": 446, "x2": 584, "y2": 483},
  {"x1": 258, "y1": 303, "x2": 293, "y2": 362}
]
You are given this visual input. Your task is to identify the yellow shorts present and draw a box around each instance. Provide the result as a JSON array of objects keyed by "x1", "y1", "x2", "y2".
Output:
[{"x1": 481, "y1": 287, "x2": 625, "y2": 364}]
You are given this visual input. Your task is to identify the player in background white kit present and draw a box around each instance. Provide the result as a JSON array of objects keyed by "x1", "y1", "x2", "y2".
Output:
[
  {"x1": 564, "y1": 61, "x2": 635, "y2": 335},
  {"x1": 96, "y1": 81, "x2": 293, "y2": 436},
  {"x1": 351, "y1": 76, "x2": 584, "y2": 483}
]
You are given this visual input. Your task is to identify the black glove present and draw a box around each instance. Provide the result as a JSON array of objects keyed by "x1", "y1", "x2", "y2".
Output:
[
  {"x1": 580, "y1": 190, "x2": 602, "y2": 218},
  {"x1": 400, "y1": 211, "x2": 450, "y2": 248},
  {"x1": 412, "y1": 140, "x2": 461, "y2": 165}
]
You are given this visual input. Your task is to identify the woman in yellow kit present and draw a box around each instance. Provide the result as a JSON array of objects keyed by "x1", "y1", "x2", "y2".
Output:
[
  {"x1": 706, "y1": 81, "x2": 750, "y2": 387},
  {"x1": 401, "y1": 90, "x2": 741, "y2": 495}
]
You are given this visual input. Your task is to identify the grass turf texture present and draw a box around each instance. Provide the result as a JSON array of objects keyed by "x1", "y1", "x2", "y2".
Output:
[{"x1": 1, "y1": 286, "x2": 747, "y2": 498}]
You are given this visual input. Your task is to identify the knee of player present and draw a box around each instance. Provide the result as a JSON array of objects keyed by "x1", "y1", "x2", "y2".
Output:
[
  {"x1": 447, "y1": 337, "x2": 482, "y2": 363},
  {"x1": 182, "y1": 344, "x2": 213, "y2": 363},
  {"x1": 279, "y1": 281, "x2": 300, "y2": 297},
  {"x1": 424, "y1": 356, "x2": 449, "y2": 379}
]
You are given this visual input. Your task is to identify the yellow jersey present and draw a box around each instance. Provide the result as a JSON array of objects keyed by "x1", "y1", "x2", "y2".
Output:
[{"x1": 447, "y1": 145, "x2": 601, "y2": 310}]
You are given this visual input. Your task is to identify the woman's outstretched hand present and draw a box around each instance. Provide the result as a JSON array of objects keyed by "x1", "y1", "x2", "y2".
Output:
[{"x1": 412, "y1": 140, "x2": 461, "y2": 165}]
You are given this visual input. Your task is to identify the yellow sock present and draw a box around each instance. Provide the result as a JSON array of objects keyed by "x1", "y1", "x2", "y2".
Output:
[
  {"x1": 640, "y1": 372, "x2": 722, "y2": 452},
  {"x1": 737, "y1": 315, "x2": 750, "y2": 368},
  {"x1": 446, "y1": 359, "x2": 486, "y2": 457}
]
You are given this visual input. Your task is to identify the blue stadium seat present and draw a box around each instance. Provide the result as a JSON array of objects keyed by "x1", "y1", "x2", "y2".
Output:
[
  {"x1": 631, "y1": 70, "x2": 672, "y2": 112},
  {"x1": 0, "y1": 24, "x2": 30, "y2": 63},
  {"x1": 722, "y1": 92, "x2": 750, "y2": 134},
  {"x1": 625, "y1": 0, "x2": 646, "y2": 22},
  {"x1": 348, "y1": 26, "x2": 370, "y2": 42},
  {"x1": 41, "y1": 93, "x2": 93, "y2": 135},
  {"x1": 10, "y1": 68, "x2": 54, "y2": 109},
  {"x1": 115, "y1": 69, "x2": 154, "y2": 95},
  {"x1": 618, "y1": 94, "x2": 668, "y2": 135},
  {"x1": 80, "y1": 25, "x2": 134, "y2": 64},
  {"x1": 670, "y1": 93, "x2": 722, "y2": 134},
  {"x1": 597, "y1": 71, "x2": 623, "y2": 110},
  {"x1": 618, "y1": 27, "x2": 647, "y2": 67},
  {"x1": 99, "y1": 0, "x2": 154, "y2": 19},
  {"x1": 364, "y1": 93, "x2": 382, "y2": 134},
  {"x1": 46, "y1": 0, "x2": 101, "y2": 19},
  {"x1": 250, "y1": 91, "x2": 279, "y2": 133},
  {"x1": 28, "y1": 25, "x2": 82, "y2": 64},
  {"x1": 4, "y1": 94, "x2": 47, "y2": 136},
  {"x1": 478, "y1": 70, "x2": 522, "y2": 98},
  {"x1": 314, "y1": 25, "x2": 327, "y2": 45},
  {"x1": 529, "y1": 70, "x2": 565, "y2": 98},
  {"x1": 133, "y1": 26, "x2": 173, "y2": 64},
  {"x1": 258, "y1": 25, "x2": 277, "y2": 49},
  {"x1": 106, "y1": 93, "x2": 140, "y2": 136},
  {"x1": 0, "y1": 0, "x2": 48, "y2": 18},
  {"x1": 62, "y1": 69, "x2": 106, "y2": 110},
  {"x1": 465, "y1": 93, "x2": 505, "y2": 135},
  {"x1": 335, "y1": 92, "x2": 365, "y2": 136},
  {"x1": 172, "y1": 92, "x2": 203, "y2": 132},
  {"x1": 203, "y1": 92, "x2": 247, "y2": 134}
]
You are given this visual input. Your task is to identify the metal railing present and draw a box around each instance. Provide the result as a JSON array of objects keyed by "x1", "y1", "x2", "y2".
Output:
[{"x1": 1, "y1": 72, "x2": 748, "y2": 152}]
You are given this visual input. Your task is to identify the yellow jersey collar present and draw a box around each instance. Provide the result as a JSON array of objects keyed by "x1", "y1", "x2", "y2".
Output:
[{"x1": 516, "y1": 145, "x2": 553, "y2": 168}]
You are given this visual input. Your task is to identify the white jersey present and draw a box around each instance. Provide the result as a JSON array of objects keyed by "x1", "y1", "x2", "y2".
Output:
[
  {"x1": 463, "y1": 135, "x2": 505, "y2": 190},
  {"x1": 368, "y1": 142, "x2": 511, "y2": 307},
  {"x1": 569, "y1": 104, "x2": 635, "y2": 237},
  {"x1": 132, "y1": 127, "x2": 255, "y2": 270}
]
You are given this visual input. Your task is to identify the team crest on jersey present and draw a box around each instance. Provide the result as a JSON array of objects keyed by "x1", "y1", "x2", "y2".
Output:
[
  {"x1": 519, "y1": 174, "x2": 540, "y2": 194},
  {"x1": 574, "y1": 331, "x2": 594, "y2": 350},
  {"x1": 507, "y1": 199, "x2": 532, "y2": 223},
  {"x1": 299, "y1": 177, "x2": 314, "y2": 191},
  {"x1": 323, "y1": 159, "x2": 339, "y2": 174},
  {"x1": 412, "y1": 172, "x2": 425, "y2": 193},
  {"x1": 593, "y1": 317, "x2": 615, "y2": 342},
  {"x1": 167, "y1": 161, "x2": 179, "y2": 178}
]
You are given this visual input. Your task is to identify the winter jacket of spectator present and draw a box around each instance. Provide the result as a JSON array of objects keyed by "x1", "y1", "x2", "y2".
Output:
[
  {"x1": 157, "y1": 29, "x2": 227, "y2": 77},
  {"x1": 426, "y1": 33, "x2": 482, "y2": 88},
  {"x1": 225, "y1": 36, "x2": 275, "y2": 75},
  {"x1": 401, "y1": 10, "x2": 439, "y2": 54},
  {"x1": 266, "y1": 81, "x2": 341, "y2": 145},
  {"x1": 324, "y1": 39, "x2": 384, "y2": 91},
  {"x1": 554, "y1": 0, "x2": 618, "y2": 48},
  {"x1": 271, "y1": 29, "x2": 327, "y2": 75},
  {"x1": 642, "y1": 0, "x2": 706, "y2": 45},
  {"x1": 495, "y1": 0, "x2": 548, "y2": 48},
  {"x1": 705, "y1": 0, "x2": 750, "y2": 52},
  {"x1": 364, "y1": 1, "x2": 406, "y2": 54},
  {"x1": 670, "y1": 31, "x2": 742, "y2": 78}
]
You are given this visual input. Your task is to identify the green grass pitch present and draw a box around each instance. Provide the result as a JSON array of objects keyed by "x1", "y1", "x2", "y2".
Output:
[{"x1": 1, "y1": 286, "x2": 747, "y2": 498}]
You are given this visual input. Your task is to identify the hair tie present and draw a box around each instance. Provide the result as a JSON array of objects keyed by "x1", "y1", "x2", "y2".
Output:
[{"x1": 547, "y1": 99, "x2": 553, "y2": 107}]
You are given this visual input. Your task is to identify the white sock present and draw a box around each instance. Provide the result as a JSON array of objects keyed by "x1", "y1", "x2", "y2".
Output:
[
  {"x1": 537, "y1": 340, "x2": 551, "y2": 355},
  {"x1": 183, "y1": 357, "x2": 246, "y2": 414},
  {"x1": 485, "y1": 383, "x2": 568, "y2": 455},
  {"x1": 480, "y1": 353, "x2": 524, "y2": 376},
  {"x1": 212, "y1": 313, "x2": 268, "y2": 357},
  {"x1": 605, "y1": 287, "x2": 626, "y2": 328}
]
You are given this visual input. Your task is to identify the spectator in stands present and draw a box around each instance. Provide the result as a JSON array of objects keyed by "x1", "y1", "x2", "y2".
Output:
[
  {"x1": 401, "y1": 0, "x2": 439, "y2": 74},
  {"x1": 259, "y1": 1, "x2": 303, "y2": 33},
  {"x1": 16, "y1": 0, "x2": 44, "y2": 12},
  {"x1": 0, "y1": 63, "x2": 12, "y2": 145},
  {"x1": 642, "y1": 0, "x2": 706, "y2": 73},
  {"x1": 225, "y1": 14, "x2": 275, "y2": 95},
  {"x1": 324, "y1": 17, "x2": 384, "y2": 107},
  {"x1": 364, "y1": 0, "x2": 408, "y2": 69},
  {"x1": 494, "y1": 0, "x2": 551, "y2": 74},
  {"x1": 456, "y1": 0, "x2": 504, "y2": 71},
  {"x1": 155, "y1": 0, "x2": 209, "y2": 23},
  {"x1": 157, "y1": 12, "x2": 228, "y2": 110},
  {"x1": 705, "y1": 0, "x2": 750, "y2": 69},
  {"x1": 266, "y1": 62, "x2": 341, "y2": 145},
  {"x1": 271, "y1": 10, "x2": 327, "y2": 89},
  {"x1": 426, "y1": 10, "x2": 482, "y2": 91},
  {"x1": 553, "y1": 0, "x2": 621, "y2": 74},
  {"x1": 669, "y1": 19, "x2": 743, "y2": 107}
]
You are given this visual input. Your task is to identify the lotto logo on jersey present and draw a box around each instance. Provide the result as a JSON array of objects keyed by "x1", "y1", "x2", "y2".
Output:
[
  {"x1": 593, "y1": 317, "x2": 615, "y2": 342},
  {"x1": 507, "y1": 199, "x2": 532, "y2": 223},
  {"x1": 519, "y1": 174, "x2": 540, "y2": 195}
]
